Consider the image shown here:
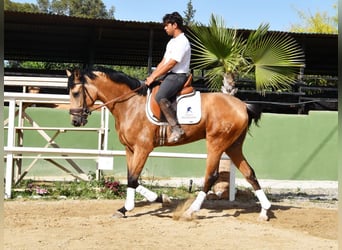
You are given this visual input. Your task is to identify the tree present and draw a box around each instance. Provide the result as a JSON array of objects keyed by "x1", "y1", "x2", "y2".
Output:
[
  {"x1": 4, "y1": 0, "x2": 40, "y2": 12},
  {"x1": 49, "y1": 0, "x2": 114, "y2": 19},
  {"x1": 36, "y1": 0, "x2": 50, "y2": 13},
  {"x1": 5, "y1": 0, "x2": 115, "y2": 19},
  {"x1": 183, "y1": 0, "x2": 196, "y2": 26},
  {"x1": 290, "y1": 5, "x2": 338, "y2": 34},
  {"x1": 189, "y1": 15, "x2": 305, "y2": 93},
  {"x1": 5, "y1": 0, "x2": 116, "y2": 71}
]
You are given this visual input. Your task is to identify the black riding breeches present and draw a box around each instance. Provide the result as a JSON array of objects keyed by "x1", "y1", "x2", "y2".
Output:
[{"x1": 155, "y1": 73, "x2": 188, "y2": 104}]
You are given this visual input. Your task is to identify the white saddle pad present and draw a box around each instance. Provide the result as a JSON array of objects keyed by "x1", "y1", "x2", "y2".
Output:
[
  {"x1": 146, "y1": 90, "x2": 202, "y2": 125},
  {"x1": 176, "y1": 91, "x2": 201, "y2": 124}
]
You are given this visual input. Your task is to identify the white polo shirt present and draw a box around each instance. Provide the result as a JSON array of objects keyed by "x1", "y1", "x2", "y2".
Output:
[{"x1": 163, "y1": 32, "x2": 191, "y2": 74}]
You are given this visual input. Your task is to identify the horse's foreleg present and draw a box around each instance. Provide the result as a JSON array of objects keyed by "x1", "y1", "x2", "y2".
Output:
[
  {"x1": 136, "y1": 185, "x2": 171, "y2": 203},
  {"x1": 117, "y1": 184, "x2": 170, "y2": 218},
  {"x1": 115, "y1": 148, "x2": 170, "y2": 218},
  {"x1": 227, "y1": 144, "x2": 271, "y2": 221},
  {"x1": 115, "y1": 148, "x2": 145, "y2": 217},
  {"x1": 117, "y1": 184, "x2": 167, "y2": 215}
]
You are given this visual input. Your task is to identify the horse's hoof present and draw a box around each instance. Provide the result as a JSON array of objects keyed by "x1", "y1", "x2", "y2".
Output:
[
  {"x1": 180, "y1": 212, "x2": 192, "y2": 221},
  {"x1": 112, "y1": 211, "x2": 127, "y2": 219},
  {"x1": 180, "y1": 209, "x2": 197, "y2": 221},
  {"x1": 206, "y1": 192, "x2": 219, "y2": 200},
  {"x1": 257, "y1": 208, "x2": 269, "y2": 221},
  {"x1": 257, "y1": 214, "x2": 269, "y2": 222}
]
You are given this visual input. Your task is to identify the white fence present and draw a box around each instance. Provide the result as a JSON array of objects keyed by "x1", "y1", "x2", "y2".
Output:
[{"x1": 3, "y1": 76, "x2": 235, "y2": 200}]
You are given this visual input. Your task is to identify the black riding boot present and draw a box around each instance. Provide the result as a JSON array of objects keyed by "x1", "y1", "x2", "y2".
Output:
[{"x1": 159, "y1": 98, "x2": 184, "y2": 143}]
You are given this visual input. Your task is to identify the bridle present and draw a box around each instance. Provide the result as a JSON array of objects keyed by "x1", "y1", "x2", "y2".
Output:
[
  {"x1": 69, "y1": 81, "x2": 144, "y2": 119},
  {"x1": 69, "y1": 82, "x2": 94, "y2": 120}
]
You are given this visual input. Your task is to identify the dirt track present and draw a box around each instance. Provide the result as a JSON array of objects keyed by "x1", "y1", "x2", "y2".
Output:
[{"x1": 4, "y1": 197, "x2": 337, "y2": 250}]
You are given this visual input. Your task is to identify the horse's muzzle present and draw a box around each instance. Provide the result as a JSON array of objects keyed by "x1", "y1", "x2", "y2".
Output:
[
  {"x1": 71, "y1": 116, "x2": 88, "y2": 127},
  {"x1": 69, "y1": 108, "x2": 89, "y2": 127}
]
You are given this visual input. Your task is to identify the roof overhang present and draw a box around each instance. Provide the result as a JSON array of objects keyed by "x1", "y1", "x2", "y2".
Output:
[{"x1": 4, "y1": 11, "x2": 338, "y2": 76}]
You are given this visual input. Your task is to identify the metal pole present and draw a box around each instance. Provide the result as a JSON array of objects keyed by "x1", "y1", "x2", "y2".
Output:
[{"x1": 147, "y1": 28, "x2": 154, "y2": 74}]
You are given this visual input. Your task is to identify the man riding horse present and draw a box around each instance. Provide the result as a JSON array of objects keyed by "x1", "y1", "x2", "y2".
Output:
[
  {"x1": 66, "y1": 11, "x2": 273, "y2": 221},
  {"x1": 145, "y1": 12, "x2": 191, "y2": 143}
]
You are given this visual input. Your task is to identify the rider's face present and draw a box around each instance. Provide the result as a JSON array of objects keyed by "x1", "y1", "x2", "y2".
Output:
[{"x1": 164, "y1": 22, "x2": 177, "y2": 37}]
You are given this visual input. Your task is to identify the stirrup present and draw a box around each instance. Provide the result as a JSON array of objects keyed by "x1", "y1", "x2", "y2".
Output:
[{"x1": 168, "y1": 127, "x2": 184, "y2": 143}]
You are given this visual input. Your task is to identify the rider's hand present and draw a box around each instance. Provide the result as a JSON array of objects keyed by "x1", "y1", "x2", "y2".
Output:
[{"x1": 145, "y1": 76, "x2": 155, "y2": 86}]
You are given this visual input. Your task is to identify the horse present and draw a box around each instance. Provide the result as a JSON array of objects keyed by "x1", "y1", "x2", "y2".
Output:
[{"x1": 66, "y1": 67, "x2": 271, "y2": 221}]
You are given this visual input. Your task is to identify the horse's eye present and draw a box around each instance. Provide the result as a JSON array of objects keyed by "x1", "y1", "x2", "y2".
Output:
[{"x1": 72, "y1": 92, "x2": 80, "y2": 98}]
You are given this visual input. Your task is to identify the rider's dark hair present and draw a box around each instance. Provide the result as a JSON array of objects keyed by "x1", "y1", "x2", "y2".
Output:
[{"x1": 162, "y1": 12, "x2": 185, "y2": 31}]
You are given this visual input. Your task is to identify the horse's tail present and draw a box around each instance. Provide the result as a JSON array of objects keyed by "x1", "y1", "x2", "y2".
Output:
[{"x1": 246, "y1": 103, "x2": 262, "y2": 127}]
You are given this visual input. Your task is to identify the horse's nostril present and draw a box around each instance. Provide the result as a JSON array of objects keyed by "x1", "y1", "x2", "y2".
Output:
[
  {"x1": 72, "y1": 120, "x2": 80, "y2": 127},
  {"x1": 82, "y1": 119, "x2": 88, "y2": 126}
]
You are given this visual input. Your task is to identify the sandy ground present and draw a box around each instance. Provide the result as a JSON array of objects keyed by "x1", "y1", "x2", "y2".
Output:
[{"x1": 4, "y1": 196, "x2": 338, "y2": 250}]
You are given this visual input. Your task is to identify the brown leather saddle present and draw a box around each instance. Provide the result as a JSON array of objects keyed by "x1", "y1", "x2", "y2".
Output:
[{"x1": 149, "y1": 74, "x2": 193, "y2": 120}]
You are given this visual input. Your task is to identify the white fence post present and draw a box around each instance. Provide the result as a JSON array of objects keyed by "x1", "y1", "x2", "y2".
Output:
[
  {"x1": 229, "y1": 162, "x2": 236, "y2": 201},
  {"x1": 5, "y1": 99, "x2": 16, "y2": 198}
]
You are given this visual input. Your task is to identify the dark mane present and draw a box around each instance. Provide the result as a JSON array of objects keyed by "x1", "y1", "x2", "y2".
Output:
[{"x1": 85, "y1": 67, "x2": 146, "y2": 95}]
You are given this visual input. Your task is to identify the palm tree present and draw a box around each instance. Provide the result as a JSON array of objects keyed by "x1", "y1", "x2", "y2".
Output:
[
  {"x1": 189, "y1": 14, "x2": 305, "y2": 94},
  {"x1": 189, "y1": 15, "x2": 305, "y2": 200}
]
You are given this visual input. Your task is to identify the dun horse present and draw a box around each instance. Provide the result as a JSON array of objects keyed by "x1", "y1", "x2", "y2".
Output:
[{"x1": 67, "y1": 67, "x2": 271, "y2": 221}]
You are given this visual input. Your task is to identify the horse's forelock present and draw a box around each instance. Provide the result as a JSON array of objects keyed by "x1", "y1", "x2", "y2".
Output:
[{"x1": 67, "y1": 69, "x2": 96, "y2": 90}]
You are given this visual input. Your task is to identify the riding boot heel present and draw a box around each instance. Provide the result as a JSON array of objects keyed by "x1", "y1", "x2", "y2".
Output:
[
  {"x1": 168, "y1": 126, "x2": 184, "y2": 143},
  {"x1": 159, "y1": 98, "x2": 184, "y2": 143}
]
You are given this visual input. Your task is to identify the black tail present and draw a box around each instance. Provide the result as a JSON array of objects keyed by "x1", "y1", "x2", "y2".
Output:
[{"x1": 246, "y1": 103, "x2": 262, "y2": 127}]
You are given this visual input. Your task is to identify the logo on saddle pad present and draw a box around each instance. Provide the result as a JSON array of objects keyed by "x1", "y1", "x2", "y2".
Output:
[{"x1": 146, "y1": 89, "x2": 201, "y2": 125}]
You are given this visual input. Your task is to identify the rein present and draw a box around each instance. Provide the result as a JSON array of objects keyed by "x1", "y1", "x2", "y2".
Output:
[{"x1": 69, "y1": 78, "x2": 144, "y2": 121}]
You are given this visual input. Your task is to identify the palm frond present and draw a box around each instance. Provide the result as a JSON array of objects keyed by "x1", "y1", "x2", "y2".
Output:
[
  {"x1": 245, "y1": 23, "x2": 269, "y2": 48},
  {"x1": 188, "y1": 15, "x2": 305, "y2": 93},
  {"x1": 246, "y1": 32, "x2": 305, "y2": 91},
  {"x1": 205, "y1": 66, "x2": 225, "y2": 91},
  {"x1": 189, "y1": 15, "x2": 245, "y2": 89}
]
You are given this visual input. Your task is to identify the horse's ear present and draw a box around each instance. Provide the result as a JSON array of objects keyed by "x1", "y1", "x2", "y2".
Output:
[
  {"x1": 74, "y1": 68, "x2": 81, "y2": 79},
  {"x1": 66, "y1": 69, "x2": 72, "y2": 77}
]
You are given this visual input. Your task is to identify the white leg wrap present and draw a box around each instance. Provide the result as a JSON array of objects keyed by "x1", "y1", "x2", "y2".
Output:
[
  {"x1": 124, "y1": 187, "x2": 135, "y2": 211},
  {"x1": 189, "y1": 191, "x2": 206, "y2": 212},
  {"x1": 136, "y1": 185, "x2": 158, "y2": 202},
  {"x1": 255, "y1": 189, "x2": 271, "y2": 210}
]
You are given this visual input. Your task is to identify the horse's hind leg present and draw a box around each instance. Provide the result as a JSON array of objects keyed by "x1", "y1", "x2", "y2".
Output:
[
  {"x1": 226, "y1": 138, "x2": 271, "y2": 221},
  {"x1": 182, "y1": 149, "x2": 222, "y2": 219}
]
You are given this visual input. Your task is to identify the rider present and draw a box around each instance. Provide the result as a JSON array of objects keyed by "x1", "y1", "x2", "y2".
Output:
[{"x1": 145, "y1": 12, "x2": 191, "y2": 143}]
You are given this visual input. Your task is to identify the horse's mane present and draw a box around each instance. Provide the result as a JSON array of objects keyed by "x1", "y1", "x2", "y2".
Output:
[{"x1": 76, "y1": 67, "x2": 147, "y2": 96}]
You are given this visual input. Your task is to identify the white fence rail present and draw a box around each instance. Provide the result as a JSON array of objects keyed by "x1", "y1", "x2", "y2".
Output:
[
  {"x1": 4, "y1": 75, "x2": 67, "y2": 89},
  {"x1": 4, "y1": 76, "x2": 235, "y2": 200}
]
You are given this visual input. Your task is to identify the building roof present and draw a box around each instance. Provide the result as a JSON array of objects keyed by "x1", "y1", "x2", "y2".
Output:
[{"x1": 4, "y1": 11, "x2": 338, "y2": 75}]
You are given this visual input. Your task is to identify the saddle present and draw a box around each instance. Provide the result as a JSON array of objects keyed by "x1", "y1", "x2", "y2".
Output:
[{"x1": 149, "y1": 74, "x2": 194, "y2": 120}]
